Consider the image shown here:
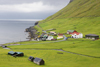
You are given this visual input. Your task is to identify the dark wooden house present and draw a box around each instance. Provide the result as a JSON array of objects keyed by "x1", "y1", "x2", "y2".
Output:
[
  {"x1": 2, "y1": 45, "x2": 7, "y2": 48},
  {"x1": 85, "y1": 34, "x2": 99, "y2": 40},
  {"x1": 8, "y1": 51, "x2": 24, "y2": 57},
  {"x1": 33, "y1": 57, "x2": 45, "y2": 65},
  {"x1": 8, "y1": 51, "x2": 17, "y2": 56},
  {"x1": 16, "y1": 52, "x2": 24, "y2": 56},
  {"x1": 28, "y1": 56, "x2": 35, "y2": 62}
]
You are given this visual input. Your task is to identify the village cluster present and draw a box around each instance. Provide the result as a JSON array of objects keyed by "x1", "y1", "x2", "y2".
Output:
[{"x1": 36, "y1": 30, "x2": 99, "y2": 41}]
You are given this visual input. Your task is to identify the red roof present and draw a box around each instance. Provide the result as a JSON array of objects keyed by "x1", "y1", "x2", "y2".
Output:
[
  {"x1": 71, "y1": 32, "x2": 80, "y2": 35},
  {"x1": 58, "y1": 34, "x2": 63, "y2": 36}
]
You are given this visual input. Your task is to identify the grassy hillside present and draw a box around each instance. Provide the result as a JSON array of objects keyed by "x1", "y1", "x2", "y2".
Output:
[
  {"x1": 42, "y1": 0, "x2": 100, "y2": 21},
  {"x1": 36, "y1": 0, "x2": 100, "y2": 36}
]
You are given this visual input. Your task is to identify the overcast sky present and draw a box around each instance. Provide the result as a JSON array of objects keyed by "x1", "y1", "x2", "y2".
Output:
[{"x1": 0, "y1": 0, "x2": 70, "y2": 19}]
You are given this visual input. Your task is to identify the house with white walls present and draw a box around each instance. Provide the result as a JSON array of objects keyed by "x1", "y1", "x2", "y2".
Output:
[{"x1": 71, "y1": 32, "x2": 83, "y2": 38}]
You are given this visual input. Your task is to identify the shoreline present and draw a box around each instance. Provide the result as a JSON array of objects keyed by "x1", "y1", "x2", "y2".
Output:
[{"x1": 25, "y1": 22, "x2": 38, "y2": 40}]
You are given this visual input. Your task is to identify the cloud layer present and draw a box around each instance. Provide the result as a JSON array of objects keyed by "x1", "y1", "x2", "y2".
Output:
[
  {"x1": 0, "y1": 1, "x2": 62, "y2": 12},
  {"x1": 0, "y1": 0, "x2": 70, "y2": 19}
]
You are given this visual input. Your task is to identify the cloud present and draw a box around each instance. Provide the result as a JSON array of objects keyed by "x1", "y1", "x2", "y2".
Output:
[
  {"x1": 0, "y1": 0, "x2": 70, "y2": 19},
  {"x1": 0, "y1": 0, "x2": 70, "y2": 5},
  {"x1": 0, "y1": 1, "x2": 66, "y2": 13}
]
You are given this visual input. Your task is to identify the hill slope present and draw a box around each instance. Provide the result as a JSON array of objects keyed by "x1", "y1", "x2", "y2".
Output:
[
  {"x1": 42, "y1": 0, "x2": 100, "y2": 21},
  {"x1": 36, "y1": 0, "x2": 100, "y2": 36}
]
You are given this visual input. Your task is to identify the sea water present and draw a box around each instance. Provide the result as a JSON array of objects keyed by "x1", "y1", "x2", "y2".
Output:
[{"x1": 0, "y1": 19, "x2": 41, "y2": 44}]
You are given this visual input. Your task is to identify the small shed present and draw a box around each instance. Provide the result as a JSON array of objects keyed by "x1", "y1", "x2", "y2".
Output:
[
  {"x1": 28, "y1": 56, "x2": 35, "y2": 62},
  {"x1": 8, "y1": 51, "x2": 24, "y2": 56},
  {"x1": 16, "y1": 52, "x2": 24, "y2": 56},
  {"x1": 85, "y1": 34, "x2": 99, "y2": 40},
  {"x1": 67, "y1": 30, "x2": 77, "y2": 34},
  {"x1": 2, "y1": 45, "x2": 7, "y2": 48},
  {"x1": 8, "y1": 51, "x2": 17, "y2": 55},
  {"x1": 33, "y1": 57, "x2": 45, "y2": 65}
]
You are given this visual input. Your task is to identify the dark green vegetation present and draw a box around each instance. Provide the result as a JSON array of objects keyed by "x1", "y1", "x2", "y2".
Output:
[{"x1": 0, "y1": 0, "x2": 100, "y2": 67}]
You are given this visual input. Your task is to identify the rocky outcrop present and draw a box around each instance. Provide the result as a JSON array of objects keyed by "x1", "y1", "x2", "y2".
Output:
[
  {"x1": 25, "y1": 26, "x2": 38, "y2": 40},
  {"x1": 34, "y1": 21, "x2": 39, "y2": 25}
]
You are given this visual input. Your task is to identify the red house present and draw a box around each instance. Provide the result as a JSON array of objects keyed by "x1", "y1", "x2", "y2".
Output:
[{"x1": 67, "y1": 30, "x2": 77, "y2": 34}]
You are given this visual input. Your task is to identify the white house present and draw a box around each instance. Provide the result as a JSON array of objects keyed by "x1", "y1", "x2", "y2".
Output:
[
  {"x1": 71, "y1": 33, "x2": 83, "y2": 38},
  {"x1": 46, "y1": 36, "x2": 53, "y2": 40}
]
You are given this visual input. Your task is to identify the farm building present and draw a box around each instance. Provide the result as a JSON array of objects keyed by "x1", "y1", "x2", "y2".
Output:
[
  {"x1": 71, "y1": 32, "x2": 83, "y2": 38},
  {"x1": 57, "y1": 34, "x2": 63, "y2": 39},
  {"x1": 85, "y1": 34, "x2": 99, "y2": 40},
  {"x1": 33, "y1": 57, "x2": 45, "y2": 65},
  {"x1": 67, "y1": 30, "x2": 77, "y2": 34}
]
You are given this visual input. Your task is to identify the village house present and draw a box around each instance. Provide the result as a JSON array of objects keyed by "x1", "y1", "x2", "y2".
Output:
[
  {"x1": 85, "y1": 34, "x2": 99, "y2": 40},
  {"x1": 49, "y1": 31, "x2": 57, "y2": 36},
  {"x1": 46, "y1": 36, "x2": 53, "y2": 40},
  {"x1": 71, "y1": 32, "x2": 83, "y2": 38},
  {"x1": 67, "y1": 30, "x2": 77, "y2": 34},
  {"x1": 57, "y1": 34, "x2": 63, "y2": 39}
]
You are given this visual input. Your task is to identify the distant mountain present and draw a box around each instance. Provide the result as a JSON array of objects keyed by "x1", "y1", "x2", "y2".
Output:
[{"x1": 36, "y1": 0, "x2": 100, "y2": 36}]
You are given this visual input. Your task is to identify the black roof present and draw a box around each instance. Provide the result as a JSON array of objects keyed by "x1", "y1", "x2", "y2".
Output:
[
  {"x1": 34, "y1": 58, "x2": 43, "y2": 62},
  {"x1": 85, "y1": 34, "x2": 99, "y2": 37},
  {"x1": 29, "y1": 56, "x2": 34, "y2": 59}
]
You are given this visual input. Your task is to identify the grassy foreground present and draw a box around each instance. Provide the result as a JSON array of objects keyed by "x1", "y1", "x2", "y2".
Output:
[{"x1": 0, "y1": 39, "x2": 100, "y2": 67}]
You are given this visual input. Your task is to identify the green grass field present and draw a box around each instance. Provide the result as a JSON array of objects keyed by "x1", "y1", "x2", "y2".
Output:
[{"x1": 0, "y1": 39, "x2": 100, "y2": 67}]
